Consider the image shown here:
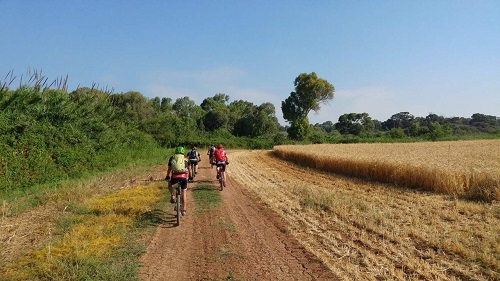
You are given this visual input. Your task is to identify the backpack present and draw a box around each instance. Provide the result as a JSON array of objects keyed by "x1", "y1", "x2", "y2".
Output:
[
  {"x1": 171, "y1": 154, "x2": 187, "y2": 173},
  {"x1": 188, "y1": 150, "x2": 198, "y2": 159},
  {"x1": 214, "y1": 149, "x2": 226, "y2": 162},
  {"x1": 209, "y1": 146, "x2": 215, "y2": 153}
]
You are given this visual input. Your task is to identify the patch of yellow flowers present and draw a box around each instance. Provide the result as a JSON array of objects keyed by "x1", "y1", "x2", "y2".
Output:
[{"x1": 3, "y1": 183, "x2": 164, "y2": 280}]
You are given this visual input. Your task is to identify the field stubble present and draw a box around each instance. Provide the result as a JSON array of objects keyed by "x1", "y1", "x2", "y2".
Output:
[{"x1": 229, "y1": 146, "x2": 499, "y2": 280}]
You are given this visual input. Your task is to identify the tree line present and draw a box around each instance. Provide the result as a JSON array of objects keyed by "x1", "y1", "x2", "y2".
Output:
[
  {"x1": 280, "y1": 72, "x2": 499, "y2": 142},
  {"x1": 0, "y1": 71, "x2": 498, "y2": 194},
  {"x1": 311, "y1": 111, "x2": 500, "y2": 142}
]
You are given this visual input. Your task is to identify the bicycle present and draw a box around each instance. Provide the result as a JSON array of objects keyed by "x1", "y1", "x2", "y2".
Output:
[
  {"x1": 208, "y1": 154, "x2": 214, "y2": 168},
  {"x1": 171, "y1": 181, "x2": 183, "y2": 226},
  {"x1": 215, "y1": 162, "x2": 228, "y2": 191},
  {"x1": 189, "y1": 159, "x2": 198, "y2": 180}
]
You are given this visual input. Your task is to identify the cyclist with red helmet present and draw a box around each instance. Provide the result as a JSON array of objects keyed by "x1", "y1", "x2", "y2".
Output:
[{"x1": 213, "y1": 143, "x2": 229, "y2": 187}]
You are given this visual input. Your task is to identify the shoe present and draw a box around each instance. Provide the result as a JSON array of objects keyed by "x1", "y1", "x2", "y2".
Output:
[
  {"x1": 181, "y1": 210, "x2": 187, "y2": 216},
  {"x1": 170, "y1": 196, "x2": 176, "y2": 204}
]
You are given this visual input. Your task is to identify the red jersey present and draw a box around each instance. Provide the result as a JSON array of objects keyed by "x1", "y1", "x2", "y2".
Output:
[{"x1": 213, "y1": 149, "x2": 227, "y2": 162}]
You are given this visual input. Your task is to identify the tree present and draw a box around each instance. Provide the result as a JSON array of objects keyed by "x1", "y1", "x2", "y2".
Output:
[
  {"x1": 281, "y1": 72, "x2": 334, "y2": 140},
  {"x1": 335, "y1": 113, "x2": 374, "y2": 136},
  {"x1": 110, "y1": 91, "x2": 153, "y2": 122},
  {"x1": 173, "y1": 96, "x2": 201, "y2": 119},
  {"x1": 382, "y1": 112, "x2": 414, "y2": 135},
  {"x1": 318, "y1": 121, "x2": 335, "y2": 133},
  {"x1": 470, "y1": 113, "x2": 498, "y2": 131},
  {"x1": 427, "y1": 121, "x2": 445, "y2": 141},
  {"x1": 203, "y1": 108, "x2": 229, "y2": 131},
  {"x1": 231, "y1": 102, "x2": 279, "y2": 137},
  {"x1": 201, "y1": 93, "x2": 229, "y2": 112}
]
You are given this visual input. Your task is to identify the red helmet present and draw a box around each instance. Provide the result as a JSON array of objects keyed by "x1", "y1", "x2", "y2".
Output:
[{"x1": 217, "y1": 144, "x2": 223, "y2": 149}]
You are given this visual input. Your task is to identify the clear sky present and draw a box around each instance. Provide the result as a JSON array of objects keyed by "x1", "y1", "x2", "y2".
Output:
[{"x1": 1, "y1": 0, "x2": 499, "y2": 125}]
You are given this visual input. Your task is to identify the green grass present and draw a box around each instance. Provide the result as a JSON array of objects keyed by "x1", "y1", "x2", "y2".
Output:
[
  {"x1": 1, "y1": 183, "x2": 168, "y2": 281},
  {"x1": 0, "y1": 149, "x2": 167, "y2": 218},
  {"x1": 192, "y1": 183, "x2": 222, "y2": 214}
]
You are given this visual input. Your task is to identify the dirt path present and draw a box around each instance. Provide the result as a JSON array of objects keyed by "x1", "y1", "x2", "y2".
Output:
[{"x1": 139, "y1": 154, "x2": 338, "y2": 280}]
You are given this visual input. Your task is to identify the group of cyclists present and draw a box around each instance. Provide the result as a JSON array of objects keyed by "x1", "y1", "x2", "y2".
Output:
[{"x1": 164, "y1": 143, "x2": 229, "y2": 216}]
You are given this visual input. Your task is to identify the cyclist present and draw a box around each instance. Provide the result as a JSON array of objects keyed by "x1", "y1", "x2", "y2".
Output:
[
  {"x1": 165, "y1": 146, "x2": 192, "y2": 216},
  {"x1": 187, "y1": 145, "x2": 201, "y2": 178},
  {"x1": 207, "y1": 144, "x2": 215, "y2": 168},
  {"x1": 213, "y1": 143, "x2": 229, "y2": 187}
]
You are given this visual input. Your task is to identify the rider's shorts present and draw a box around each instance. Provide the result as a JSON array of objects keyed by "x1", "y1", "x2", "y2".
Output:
[
  {"x1": 215, "y1": 161, "x2": 227, "y2": 171},
  {"x1": 189, "y1": 159, "x2": 199, "y2": 165},
  {"x1": 170, "y1": 177, "x2": 188, "y2": 190}
]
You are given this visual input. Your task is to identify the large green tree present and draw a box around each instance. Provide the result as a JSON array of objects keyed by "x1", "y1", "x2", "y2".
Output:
[
  {"x1": 335, "y1": 113, "x2": 374, "y2": 136},
  {"x1": 281, "y1": 72, "x2": 334, "y2": 140}
]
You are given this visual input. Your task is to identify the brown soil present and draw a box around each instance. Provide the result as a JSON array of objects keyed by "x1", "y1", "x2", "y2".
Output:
[{"x1": 139, "y1": 155, "x2": 338, "y2": 280}]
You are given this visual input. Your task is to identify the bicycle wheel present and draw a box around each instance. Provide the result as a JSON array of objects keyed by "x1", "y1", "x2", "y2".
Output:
[
  {"x1": 176, "y1": 189, "x2": 181, "y2": 226},
  {"x1": 219, "y1": 172, "x2": 224, "y2": 191}
]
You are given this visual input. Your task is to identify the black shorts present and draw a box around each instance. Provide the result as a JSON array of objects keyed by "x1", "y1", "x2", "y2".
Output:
[
  {"x1": 170, "y1": 177, "x2": 188, "y2": 190},
  {"x1": 215, "y1": 161, "x2": 227, "y2": 171},
  {"x1": 189, "y1": 159, "x2": 199, "y2": 165}
]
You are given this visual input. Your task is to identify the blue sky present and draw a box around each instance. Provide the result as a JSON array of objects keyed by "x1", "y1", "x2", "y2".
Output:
[{"x1": 1, "y1": 0, "x2": 499, "y2": 125}]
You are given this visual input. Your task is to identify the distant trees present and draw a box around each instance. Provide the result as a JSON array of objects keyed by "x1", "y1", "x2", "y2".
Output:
[
  {"x1": 309, "y1": 110, "x2": 499, "y2": 142},
  {"x1": 281, "y1": 72, "x2": 334, "y2": 140},
  {"x1": 335, "y1": 113, "x2": 374, "y2": 136},
  {"x1": 382, "y1": 112, "x2": 415, "y2": 134}
]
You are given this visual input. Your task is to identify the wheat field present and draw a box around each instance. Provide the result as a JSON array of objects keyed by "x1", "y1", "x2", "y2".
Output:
[
  {"x1": 229, "y1": 149, "x2": 499, "y2": 280},
  {"x1": 273, "y1": 140, "x2": 500, "y2": 202}
]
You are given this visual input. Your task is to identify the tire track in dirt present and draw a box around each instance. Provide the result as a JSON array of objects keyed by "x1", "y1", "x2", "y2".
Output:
[{"x1": 139, "y1": 155, "x2": 338, "y2": 280}]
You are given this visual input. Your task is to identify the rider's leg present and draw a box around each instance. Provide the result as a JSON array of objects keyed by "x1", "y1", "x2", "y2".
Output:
[
  {"x1": 181, "y1": 190, "x2": 187, "y2": 211},
  {"x1": 222, "y1": 165, "x2": 227, "y2": 186},
  {"x1": 168, "y1": 182, "x2": 175, "y2": 203}
]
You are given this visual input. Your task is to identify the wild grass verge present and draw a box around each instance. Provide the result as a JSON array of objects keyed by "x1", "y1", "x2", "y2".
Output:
[
  {"x1": 1, "y1": 183, "x2": 168, "y2": 281},
  {"x1": 0, "y1": 147, "x2": 167, "y2": 217}
]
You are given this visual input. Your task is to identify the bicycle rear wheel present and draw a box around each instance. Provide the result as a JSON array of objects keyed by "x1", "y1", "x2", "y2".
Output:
[
  {"x1": 176, "y1": 190, "x2": 181, "y2": 226},
  {"x1": 219, "y1": 173, "x2": 224, "y2": 191}
]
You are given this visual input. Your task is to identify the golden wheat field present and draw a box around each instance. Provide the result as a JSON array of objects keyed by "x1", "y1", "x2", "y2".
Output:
[
  {"x1": 229, "y1": 148, "x2": 500, "y2": 280},
  {"x1": 273, "y1": 140, "x2": 500, "y2": 202}
]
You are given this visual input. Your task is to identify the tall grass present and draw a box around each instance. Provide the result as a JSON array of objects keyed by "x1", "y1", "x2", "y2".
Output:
[
  {"x1": 0, "y1": 81, "x2": 165, "y2": 196},
  {"x1": 273, "y1": 140, "x2": 500, "y2": 202}
]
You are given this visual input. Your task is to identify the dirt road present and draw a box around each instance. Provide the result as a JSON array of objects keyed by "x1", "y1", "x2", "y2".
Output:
[{"x1": 139, "y1": 153, "x2": 338, "y2": 280}]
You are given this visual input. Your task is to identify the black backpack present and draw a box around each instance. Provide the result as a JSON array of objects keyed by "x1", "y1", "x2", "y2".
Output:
[{"x1": 189, "y1": 150, "x2": 198, "y2": 159}]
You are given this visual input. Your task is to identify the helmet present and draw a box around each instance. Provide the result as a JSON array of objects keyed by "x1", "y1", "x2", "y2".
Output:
[
  {"x1": 174, "y1": 146, "x2": 185, "y2": 154},
  {"x1": 217, "y1": 144, "x2": 223, "y2": 149}
]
